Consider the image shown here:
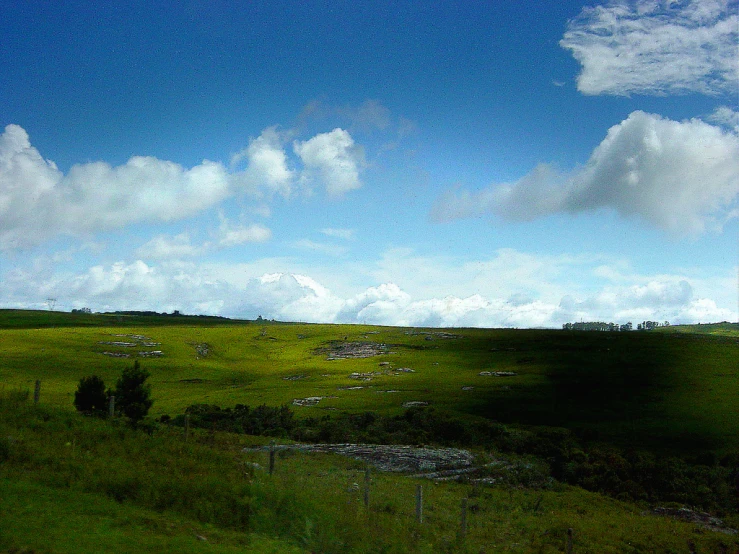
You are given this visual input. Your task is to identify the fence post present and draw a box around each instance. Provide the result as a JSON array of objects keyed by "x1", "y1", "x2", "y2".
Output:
[
  {"x1": 415, "y1": 484, "x2": 423, "y2": 524},
  {"x1": 566, "y1": 528, "x2": 574, "y2": 553},
  {"x1": 184, "y1": 414, "x2": 190, "y2": 442},
  {"x1": 364, "y1": 466, "x2": 371, "y2": 509},
  {"x1": 33, "y1": 380, "x2": 41, "y2": 405},
  {"x1": 108, "y1": 395, "x2": 115, "y2": 418},
  {"x1": 269, "y1": 441, "x2": 276, "y2": 475},
  {"x1": 459, "y1": 497, "x2": 468, "y2": 541}
]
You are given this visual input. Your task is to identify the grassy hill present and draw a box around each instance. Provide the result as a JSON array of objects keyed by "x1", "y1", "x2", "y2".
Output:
[
  {"x1": 2, "y1": 310, "x2": 737, "y2": 454},
  {"x1": 1, "y1": 310, "x2": 738, "y2": 552}
]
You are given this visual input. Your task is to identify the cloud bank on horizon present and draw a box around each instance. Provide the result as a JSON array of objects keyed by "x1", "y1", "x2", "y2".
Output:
[{"x1": 1, "y1": 0, "x2": 737, "y2": 328}]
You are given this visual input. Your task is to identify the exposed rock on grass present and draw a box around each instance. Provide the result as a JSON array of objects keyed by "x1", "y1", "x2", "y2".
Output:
[
  {"x1": 348, "y1": 371, "x2": 383, "y2": 381},
  {"x1": 292, "y1": 396, "x2": 338, "y2": 407},
  {"x1": 651, "y1": 507, "x2": 738, "y2": 535},
  {"x1": 99, "y1": 334, "x2": 162, "y2": 358},
  {"x1": 402, "y1": 401, "x2": 429, "y2": 408},
  {"x1": 316, "y1": 341, "x2": 389, "y2": 360},
  {"x1": 282, "y1": 374, "x2": 308, "y2": 381},
  {"x1": 102, "y1": 351, "x2": 131, "y2": 358},
  {"x1": 404, "y1": 331, "x2": 461, "y2": 340},
  {"x1": 479, "y1": 371, "x2": 517, "y2": 377},
  {"x1": 191, "y1": 343, "x2": 211, "y2": 357},
  {"x1": 244, "y1": 443, "x2": 474, "y2": 473}
]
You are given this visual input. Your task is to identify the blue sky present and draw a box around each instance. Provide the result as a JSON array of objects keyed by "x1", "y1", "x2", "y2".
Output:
[{"x1": 1, "y1": 0, "x2": 737, "y2": 327}]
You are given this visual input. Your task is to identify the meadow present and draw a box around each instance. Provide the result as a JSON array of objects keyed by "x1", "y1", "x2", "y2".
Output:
[{"x1": 1, "y1": 310, "x2": 738, "y2": 552}]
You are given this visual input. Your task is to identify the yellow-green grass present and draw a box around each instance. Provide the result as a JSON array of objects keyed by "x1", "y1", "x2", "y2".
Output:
[
  {"x1": 2, "y1": 312, "x2": 739, "y2": 457},
  {"x1": 2, "y1": 393, "x2": 737, "y2": 553}
]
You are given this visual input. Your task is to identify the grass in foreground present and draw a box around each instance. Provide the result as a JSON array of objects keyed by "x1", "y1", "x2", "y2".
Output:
[{"x1": 1, "y1": 390, "x2": 737, "y2": 553}]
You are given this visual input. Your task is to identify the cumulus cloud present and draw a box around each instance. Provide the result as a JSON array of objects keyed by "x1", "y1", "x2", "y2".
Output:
[
  {"x1": 0, "y1": 124, "x2": 231, "y2": 250},
  {"x1": 556, "y1": 276, "x2": 733, "y2": 324},
  {"x1": 561, "y1": 0, "x2": 739, "y2": 96},
  {"x1": 235, "y1": 273, "x2": 344, "y2": 323},
  {"x1": 231, "y1": 126, "x2": 295, "y2": 197},
  {"x1": 294, "y1": 128, "x2": 364, "y2": 196},
  {"x1": 432, "y1": 111, "x2": 739, "y2": 235},
  {"x1": 0, "y1": 123, "x2": 368, "y2": 250}
]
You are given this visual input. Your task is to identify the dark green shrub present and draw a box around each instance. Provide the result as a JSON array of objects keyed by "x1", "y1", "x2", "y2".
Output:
[{"x1": 73, "y1": 375, "x2": 107, "y2": 415}]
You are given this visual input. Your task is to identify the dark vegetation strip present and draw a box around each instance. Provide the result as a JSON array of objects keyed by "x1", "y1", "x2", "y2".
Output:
[
  {"x1": 0, "y1": 309, "x2": 248, "y2": 329},
  {"x1": 174, "y1": 403, "x2": 739, "y2": 517}
]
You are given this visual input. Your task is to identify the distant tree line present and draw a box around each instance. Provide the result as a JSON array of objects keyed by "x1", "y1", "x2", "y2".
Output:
[{"x1": 562, "y1": 321, "x2": 669, "y2": 331}]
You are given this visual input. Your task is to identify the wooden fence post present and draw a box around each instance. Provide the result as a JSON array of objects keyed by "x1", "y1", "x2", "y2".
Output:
[
  {"x1": 415, "y1": 484, "x2": 423, "y2": 524},
  {"x1": 566, "y1": 528, "x2": 574, "y2": 553},
  {"x1": 459, "y1": 497, "x2": 468, "y2": 541},
  {"x1": 33, "y1": 380, "x2": 41, "y2": 405},
  {"x1": 269, "y1": 441, "x2": 276, "y2": 475},
  {"x1": 108, "y1": 395, "x2": 115, "y2": 418},
  {"x1": 364, "y1": 467, "x2": 371, "y2": 509}
]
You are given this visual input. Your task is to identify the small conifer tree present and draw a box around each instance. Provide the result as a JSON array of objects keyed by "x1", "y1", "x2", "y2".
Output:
[{"x1": 111, "y1": 360, "x2": 153, "y2": 423}]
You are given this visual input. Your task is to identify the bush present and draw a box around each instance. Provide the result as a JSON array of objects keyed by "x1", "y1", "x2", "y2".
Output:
[
  {"x1": 73, "y1": 375, "x2": 108, "y2": 415},
  {"x1": 111, "y1": 360, "x2": 153, "y2": 424}
]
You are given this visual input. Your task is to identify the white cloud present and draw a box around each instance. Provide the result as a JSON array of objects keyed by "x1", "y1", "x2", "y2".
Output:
[
  {"x1": 217, "y1": 221, "x2": 272, "y2": 247},
  {"x1": 294, "y1": 128, "x2": 364, "y2": 196},
  {"x1": 320, "y1": 227, "x2": 355, "y2": 240},
  {"x1": 561, "y1": 0, "x2": 739, "y2": 96},
  {"x1": 556, "y1": 275, "x2": 734, "y2": 324},
  {"x1": 232, "y1": 126, "x2": 295, "y2": 197},
  {"x1": 136, "y1": 233, "x2": 205, "y2": 260},
  {"x1": 433, "y1": 111, "x2": 739, "y2": 235},
  {"x1": 235, "y1": 272, "x2": 344, "y2": 323},
  {"x1": 291, "y1": 239, "x2": 348, "y2": 256},
  {"x1": 0, "y1": 124, "x2": 232, "y2": 250},
  {"x1": 134, "y1": 219, "x2": 271, "y2": 261},
  {"x1": 708, "y1": 105, "x2": 739, "y2": 132},
  {"x1": 1, "y1": 248, "x2": 734, "y2": 326}
]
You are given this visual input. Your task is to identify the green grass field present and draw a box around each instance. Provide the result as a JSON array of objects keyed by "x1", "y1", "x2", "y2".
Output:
[
  {"x1": 2, "y1": 310, "x2": 738, "y2": 454},
  {"x1": 1, "y1": 310, "x2": 738, "y2": 552}
]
